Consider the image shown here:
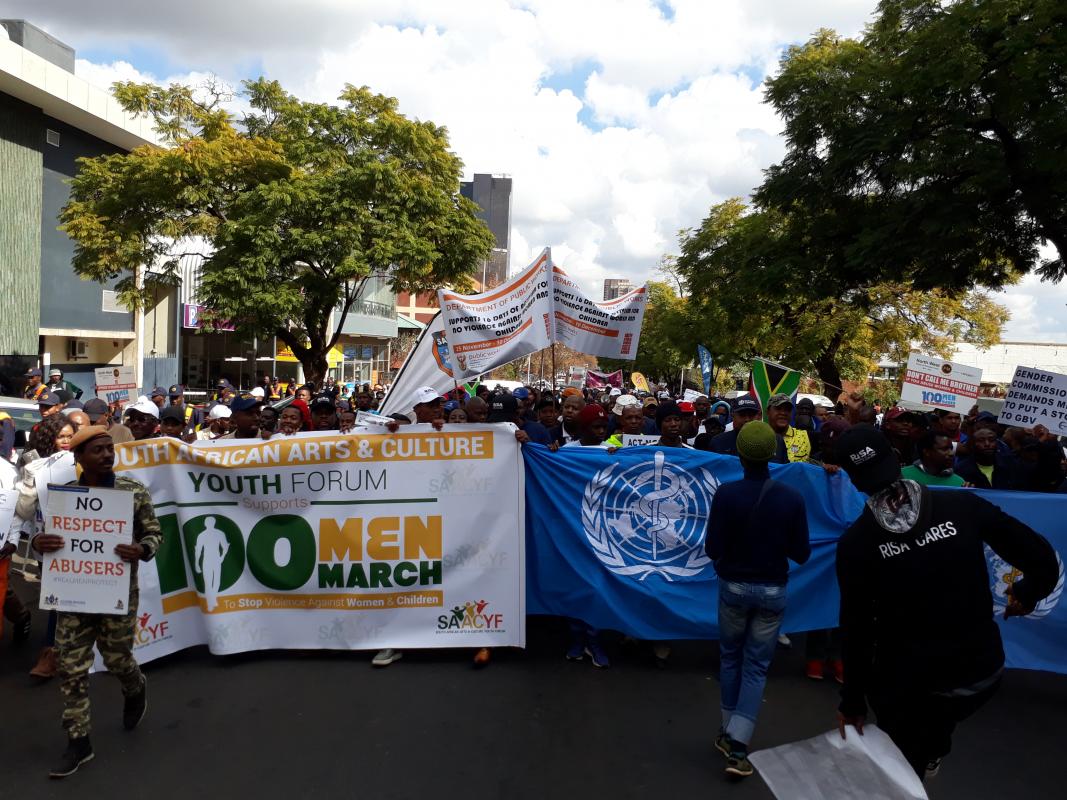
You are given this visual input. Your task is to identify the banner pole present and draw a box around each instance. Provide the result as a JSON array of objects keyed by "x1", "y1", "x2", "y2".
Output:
[{"x1": 551, "y1": 343, "x2": 558, "y2": 393}]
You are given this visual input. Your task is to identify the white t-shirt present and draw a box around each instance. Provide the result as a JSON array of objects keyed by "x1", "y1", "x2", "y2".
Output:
[{"x1": 563, "y1": 440, "x2": 612, "y2": 449}]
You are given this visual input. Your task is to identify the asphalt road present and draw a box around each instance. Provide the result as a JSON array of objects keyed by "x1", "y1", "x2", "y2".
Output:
[{"x1": 3, "y1": 581, "x2": 1064, "y2": 799}]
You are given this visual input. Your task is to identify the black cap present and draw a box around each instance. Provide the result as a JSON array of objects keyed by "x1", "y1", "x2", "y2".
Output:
[
  {"x1": 150, "y1": 386, "x2": 167, "y2": 399},
  {"x1": 230, "y1": 395, "x2": 265, "y2": 413},
  {"x1": 83, "y1": 398, "x2": 109, "y2": 418},
  {"x1": 309, "y1": 397, "x2": 335, "y2": 413},
  {"x1": 836, "y1": 426, "x2": 901, "y2": 495},
  {"x1": 37, "y1": 391, "x2": 61, "y2": 407},
  {"x1": 160, "y1": 405, "x2": 185, "y2": 423},
  {"x1": 795, "y1": 397, "x2": 815, "y2": 412},
  {"x1": 732, "y1": 396, "x2": 761, "y2": 415},
  {"x1": 488, "y1": 394, "x2": 518, "y2": 423},
  {"x1": 656, "y1": 401, "x2": 682, "y2": 426},
  {"x1": 168, "y1": 384, "x2": 184, "y2": 398}
]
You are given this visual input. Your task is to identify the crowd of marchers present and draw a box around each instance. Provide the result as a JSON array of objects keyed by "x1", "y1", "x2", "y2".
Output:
[{"x1": 2, "y1": 367, "x2": 1062, "y2": 784}]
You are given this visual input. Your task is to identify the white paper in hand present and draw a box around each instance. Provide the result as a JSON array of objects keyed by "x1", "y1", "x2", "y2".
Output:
[{"x1": 749, "y1": 725, "x2": 927, "y2": 800}]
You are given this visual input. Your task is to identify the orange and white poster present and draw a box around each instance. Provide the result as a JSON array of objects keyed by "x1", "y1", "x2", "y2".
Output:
[
  {"x1": 551, "y1": 265, "x2": 647, "y2": 360},
  {"x1": 438, "y1": 250, "x2": 553, "y2": 379}
]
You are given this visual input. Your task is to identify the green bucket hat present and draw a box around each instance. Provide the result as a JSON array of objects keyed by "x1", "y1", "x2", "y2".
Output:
[{"x1": 736, "y1": 420, "x2": 777, "y2": 462}]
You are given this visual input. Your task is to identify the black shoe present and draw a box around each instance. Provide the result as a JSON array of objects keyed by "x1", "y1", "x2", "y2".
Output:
[
  {"x1": 123, "y1": 680, "x2": 148, "y2": 730},
  {"x1": 725, "y1": 751, "x2": 754, "y2": 778},
  {"x1": 49, "y1": 736, "x2": 94, "y2": 778},
  {"x1": 12, "y1": 614, "x2": 31, "y2": 646}
]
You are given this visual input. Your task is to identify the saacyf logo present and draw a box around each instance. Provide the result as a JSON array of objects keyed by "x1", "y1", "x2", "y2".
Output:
[{"x1": 436, "y1": 599, "x2": 504, "y2": 633}]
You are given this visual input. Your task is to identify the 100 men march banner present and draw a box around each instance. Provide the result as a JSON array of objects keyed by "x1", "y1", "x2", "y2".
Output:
[{"x1": 113, "y1": 427, "x2": 525, "y2": 663}]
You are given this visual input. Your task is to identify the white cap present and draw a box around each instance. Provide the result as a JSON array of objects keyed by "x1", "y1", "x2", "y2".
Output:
[
  {"x1": 208, "y1": 404, "x2": 232, "y2": 420},
  {"x1": 49, "y1": 367, "x2": 63, "y2": 377},
  {"x1": 126, "y1": 395, "x2": 160, "y2": 419},
  {"x1": 613, "y1": 394, "x2": 641, "y2": 415},
  {"x1": 411, "y1": 386, "x2": 440, "y2": 406},
  {"x1": 250, "y1": 387, "x2": 265, "y2": 399},
  {"x1": 608, "y1": 387, "x2": 622, "y2": 396}
]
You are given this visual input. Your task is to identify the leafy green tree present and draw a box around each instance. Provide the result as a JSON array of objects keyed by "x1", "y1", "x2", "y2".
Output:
[
  {"x1": 61, "y1": 79, "x2": 494, "y2": 384},
  {"x1": 674, "y1": 200, "x2": 1010, "y2": 392},
  {"x1": 759, "y1": 0, "x2": 1066, "y2": 293}
]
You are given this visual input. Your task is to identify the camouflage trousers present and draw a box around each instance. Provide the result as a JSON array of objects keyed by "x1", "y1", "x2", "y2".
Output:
[{"x1": 56, "y1": 587, "x2": 144, "y2": 739}]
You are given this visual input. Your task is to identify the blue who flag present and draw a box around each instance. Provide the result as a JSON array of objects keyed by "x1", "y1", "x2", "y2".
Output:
[
  {"x1": 522, "y1": 445, "x2": 1067, "y2": 674},
  {"x1": 697, "y1": 345, "x2": 714, "y2": 393},
  {"x1": 523, "y1": 445, "x2": 863, "y2": 640}
]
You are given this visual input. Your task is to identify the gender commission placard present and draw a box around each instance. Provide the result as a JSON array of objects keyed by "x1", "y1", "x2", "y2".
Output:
[{"x1": 114, "y1": 427, "x2": 525, "y2": 664}]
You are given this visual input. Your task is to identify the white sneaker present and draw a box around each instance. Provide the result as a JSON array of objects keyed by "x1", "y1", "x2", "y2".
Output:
[
  {"x1": 372, "y1": 648, "x2": 402, "y2": 667},
  {"x1": 777, "y1": 634, "x2": 792, "y2": 647}
]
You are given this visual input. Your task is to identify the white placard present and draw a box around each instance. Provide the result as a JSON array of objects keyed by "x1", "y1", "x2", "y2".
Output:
[
  {"x1": 1001, "y1": 365, "x2": 1067, "y2": 432},
  {"x1": 0, "y1": 488, "x2": 18, "y2": 539},
  {"x1": 899, "y1": 353, "x2": 981, "y2": 414},
  {"x1": 41, "y1": 485, "x2": 134, "y2": 615},
  {"x1": 567, "y1": 366, "x2": 588, "y2": 388},
  {"x1": 681, "y1": 388, "x2": 706, "y2": 403},
  {"x1": 749, "y1": 725, "x2": 927, "y2": 800},
  {"x1": 355, "y1": 410, "x2": 394, "y2": 430},
  {"x1": 33, "y1": 451, "x2": 77, "y2": 521},
  {"x1": 94, "y1": 365, "x2": 137, "y2": 407},
  {"x1": 621, "y1": 434, "x2": 662, "y2": 447}
]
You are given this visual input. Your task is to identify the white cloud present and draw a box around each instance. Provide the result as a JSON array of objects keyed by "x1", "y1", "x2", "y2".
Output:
[{"x1": 52, "y1": 0, "x2": 1064, "y2": 341}]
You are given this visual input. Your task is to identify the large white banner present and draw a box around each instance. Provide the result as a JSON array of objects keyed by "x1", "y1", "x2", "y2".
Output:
[
  {"x1": 438, "y1": 250, "x2": 553, "y2": 379},
  {"x1": 115, "y1": 427, "x2": 525, "y2": 663},
  {"x1": 551, "y1": 264, "x2": 647, "y2": 360}
]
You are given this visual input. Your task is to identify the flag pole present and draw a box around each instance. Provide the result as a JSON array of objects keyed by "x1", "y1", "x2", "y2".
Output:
[{"x1": 551, "y1": 343, "x2": 558, "y2": 393}]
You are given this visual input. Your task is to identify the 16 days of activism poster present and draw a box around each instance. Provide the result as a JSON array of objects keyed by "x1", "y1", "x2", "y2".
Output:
[
  {"x1": 41, "y1": 485, "x2": 134, "y2": 615},
  {"x1": 113, "y1": 427, "x2": 526, "y2": 663}
]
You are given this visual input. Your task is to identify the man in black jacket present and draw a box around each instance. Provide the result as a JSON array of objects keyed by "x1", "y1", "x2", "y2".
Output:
[
  {"x1": 955, "y1": 428, "x2": 1022, "y2": 489},
  {"x1": 705, "y1": 421, "x2": 810, "y2": 778},
  {"x1": 836, "y1": 426, "x2": 1058, "y2": 779}
]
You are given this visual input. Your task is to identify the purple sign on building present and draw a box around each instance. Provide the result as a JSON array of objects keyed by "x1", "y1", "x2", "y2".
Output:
[{"x1": 183, "y1": 304, "x2": 235, "y2": 331}]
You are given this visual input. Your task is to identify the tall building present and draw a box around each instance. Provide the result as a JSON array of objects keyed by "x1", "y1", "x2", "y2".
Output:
[
  {"x1": 603, "y1": 278, "x2": 634, "y2": 301},
  {"x1": 0, "y1": 20, "x2": 162, "y2": 394},
  {"x1": 395, "y1": 173, "x2": 512, "y2": 324}
]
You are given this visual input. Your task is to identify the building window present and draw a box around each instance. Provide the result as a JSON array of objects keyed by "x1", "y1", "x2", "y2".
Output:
[{"x1": 46, "y1": 129, "x2": 61, "y2": 147}]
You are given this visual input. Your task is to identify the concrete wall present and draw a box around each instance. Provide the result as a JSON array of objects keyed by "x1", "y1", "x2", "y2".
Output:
[
  {"x1": 952, "y1": 342, "x2": 1067, "y2": 384},
  {"x1": 0, "y1": 91, "x2": 43, "y2": 354},
  {"x1": 39, "y1": 114, "x2": 133, "y2": 332}
]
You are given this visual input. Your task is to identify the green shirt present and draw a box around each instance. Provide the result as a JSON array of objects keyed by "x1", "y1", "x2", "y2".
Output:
[{"x1": 900, "y1": 464, "x2": 966, "y2": 487}]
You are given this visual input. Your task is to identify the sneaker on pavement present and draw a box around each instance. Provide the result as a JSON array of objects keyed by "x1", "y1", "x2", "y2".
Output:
[
  {"x1": 372, "y1": 648, "x2": 402, "y2": 667},
  {"x1": 584, "y1": 640, "x2": 610, "y2": 668},
  {"x1": 925, "y1": 758, "x2": 942, "y2": 779},
  {"x1": 123, "y1": 679, "x2": 148, "y2": 730},
  {"x1": 831, "y1": 659, "x2": 845, "y2": 685},
  {"x1": 715, "y1": 731, "x2": 732, "y2": 758},
  {"x1": 805, "y1": 659, "x2": 825, "y2": 680},
  {"x1": 777, "y1": 633, "x2": 792, "y2": 648},
  {"x1": 49, "y1": 736, "x2": 94, "y2": 779},
  {"x1": 565, "y1": 640, "x2": 585, "y2": 661},
  {"x1": 725, "y1": 752, "x2": 754, "y2": 778}
]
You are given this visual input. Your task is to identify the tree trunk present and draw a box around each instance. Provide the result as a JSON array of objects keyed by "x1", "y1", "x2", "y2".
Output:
[
  {"x1": 301, "y1": 352, "x2": 329, "y2": 388},
  {"x1": 813, "y1": 333, "x2": 845, "y2": 398}
]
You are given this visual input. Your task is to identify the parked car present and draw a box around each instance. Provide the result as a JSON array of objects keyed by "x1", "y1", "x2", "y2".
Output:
[{"x1": 0, "y1": 395, "x2": 39, "y2": 459}]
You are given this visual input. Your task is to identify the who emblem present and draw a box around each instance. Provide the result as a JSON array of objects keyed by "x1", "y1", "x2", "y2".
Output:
[
  {"x1": 582, "y1": 450, "x2": 718, "y2": 581},
  {"x1": 985, "y1": 544, "x2": 1064, "y2": 618}
]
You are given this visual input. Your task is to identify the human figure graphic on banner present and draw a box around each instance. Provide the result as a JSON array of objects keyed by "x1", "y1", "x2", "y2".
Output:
[{"x1": 194, "y1": 517, "x2": 229, "y2": 612}]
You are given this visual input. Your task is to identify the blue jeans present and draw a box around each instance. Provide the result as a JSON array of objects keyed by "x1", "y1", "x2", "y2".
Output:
[{"x1": 717, "y1": 580, "x2": 787, "y2": 747}]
